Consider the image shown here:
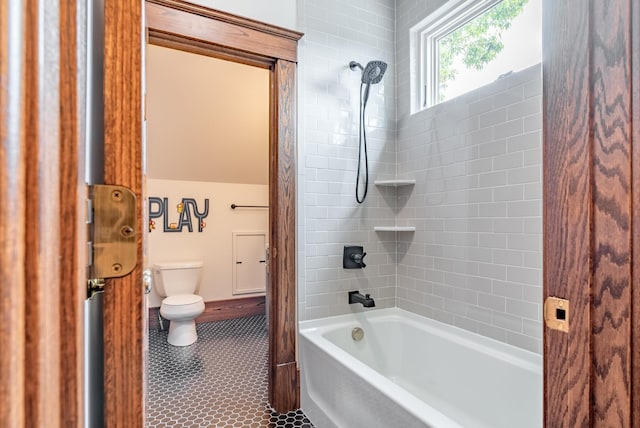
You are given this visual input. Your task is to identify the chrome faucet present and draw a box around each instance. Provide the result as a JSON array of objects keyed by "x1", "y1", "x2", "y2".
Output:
[{"x1": 348, "y1": 291, "x2": 375, "y2": 308}]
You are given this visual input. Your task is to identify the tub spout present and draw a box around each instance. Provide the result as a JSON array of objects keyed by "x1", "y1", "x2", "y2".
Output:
[{"x1": 348, "y1": 291, "x2": 376, "y2": 308}]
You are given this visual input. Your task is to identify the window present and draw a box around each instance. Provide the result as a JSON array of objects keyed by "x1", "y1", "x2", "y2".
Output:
[{"x1": 410, "y1": 0, "x2": 541, "y2": 112}]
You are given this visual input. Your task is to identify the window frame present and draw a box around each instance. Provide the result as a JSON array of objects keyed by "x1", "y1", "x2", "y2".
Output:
[{"x1": 410, "y1": 0, "x2": 508, "y2": 112}]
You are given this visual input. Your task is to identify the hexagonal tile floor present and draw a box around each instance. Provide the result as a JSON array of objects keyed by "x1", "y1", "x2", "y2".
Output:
[{"x1": 147, "y1": 315, "x2": 314, "y2": 428}]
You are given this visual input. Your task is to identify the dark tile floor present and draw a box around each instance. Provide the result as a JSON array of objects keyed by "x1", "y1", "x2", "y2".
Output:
[{"x1": 147, "y1": 315, "x2": 314, "y2": 428}]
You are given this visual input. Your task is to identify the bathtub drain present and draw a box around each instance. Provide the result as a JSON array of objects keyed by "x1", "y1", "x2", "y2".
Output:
[{"x1": 351, "y1": 327, "x2": 364, "y2": 341}]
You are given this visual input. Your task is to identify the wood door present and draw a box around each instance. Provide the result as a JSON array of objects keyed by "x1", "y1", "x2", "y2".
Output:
[
  {"x1": 543, "y1": 0, "x2": 640, "y2": 426},
  {"x1": 102, "y1": 0, "x2": 302, "y2": 426}
]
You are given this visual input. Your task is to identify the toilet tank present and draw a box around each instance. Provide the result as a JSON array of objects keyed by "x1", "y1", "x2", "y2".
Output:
[{"x1": 152, "y1": 261, "x2": 203, "y2": 297}]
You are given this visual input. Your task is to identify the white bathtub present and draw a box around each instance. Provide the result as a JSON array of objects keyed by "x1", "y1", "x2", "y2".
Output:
[{"x1": 299, "y1": 308, "x2": 542, "y2": 428}]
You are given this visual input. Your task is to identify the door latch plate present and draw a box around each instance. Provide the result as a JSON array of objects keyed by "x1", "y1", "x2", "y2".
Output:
[
  {"x1": 544, "y1": 296, "x2": 569, "y2": 333},
  {"x1": 88, "y1": 184, "x2": 137, "y2": 279}
]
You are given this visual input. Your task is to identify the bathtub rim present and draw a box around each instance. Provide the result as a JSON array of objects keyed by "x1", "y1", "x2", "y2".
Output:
[{"x1": 299, "y1": 307, "x2": 542, "y2": 370}]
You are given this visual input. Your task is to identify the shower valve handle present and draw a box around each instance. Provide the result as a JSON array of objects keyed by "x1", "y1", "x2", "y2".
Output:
[{"x1": 350, "y1": 252, "x2": 367, "y2": 268}]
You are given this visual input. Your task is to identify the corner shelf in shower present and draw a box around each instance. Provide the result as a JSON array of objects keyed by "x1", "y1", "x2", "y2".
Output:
[
  {"x1": 373, "y1": 179, "x2": 417, "y2": 233},
  {"x1": 373, "y1": 226, "x2": 416, "y2": 232},
  {"x1": 374, "y1": 179, "x2": 416, "y2": 187}
]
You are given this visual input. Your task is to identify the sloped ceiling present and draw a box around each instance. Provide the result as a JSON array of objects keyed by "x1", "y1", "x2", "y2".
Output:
[{"x1": 146, "y1": 44, "x2": 269, "y2": 185}]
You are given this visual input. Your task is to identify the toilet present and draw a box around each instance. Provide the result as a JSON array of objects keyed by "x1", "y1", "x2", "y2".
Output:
[{"x1": 152, "y1": 261, "x2": 205, "y2": 346}]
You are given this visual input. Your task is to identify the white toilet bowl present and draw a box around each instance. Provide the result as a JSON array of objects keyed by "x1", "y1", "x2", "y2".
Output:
[{"x1": 160, "y1": 294, "x2": 205, "y2": 346}]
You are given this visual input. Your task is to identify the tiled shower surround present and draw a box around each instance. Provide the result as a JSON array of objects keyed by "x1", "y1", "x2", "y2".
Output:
[
  {"x1": 298, "y1": 0, "x2": 543, "y2": 353},
  {"x1": 395, "y1": 65, "x2": 543, "y2": 353},
  {"x1": 297, "y1": 0, "x2": 398, "y2": 320}
]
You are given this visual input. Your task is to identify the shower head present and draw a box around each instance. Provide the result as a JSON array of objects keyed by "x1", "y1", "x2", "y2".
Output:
[
  {"x1": 349, "y1": 60, "x2": 387, "y2": 84},
  {"x1": 362, "y1": 60, "x2": 387, "y2": 84}
]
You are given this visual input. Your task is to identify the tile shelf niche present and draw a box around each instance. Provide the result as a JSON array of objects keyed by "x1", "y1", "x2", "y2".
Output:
[{"x1": 373, "y1": 179, "x2": 416, "y2": 233}]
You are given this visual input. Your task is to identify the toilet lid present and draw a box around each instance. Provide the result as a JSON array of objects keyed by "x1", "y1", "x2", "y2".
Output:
[{"x1": 163, "y1": 294, "x2": 203, "y2": 306}]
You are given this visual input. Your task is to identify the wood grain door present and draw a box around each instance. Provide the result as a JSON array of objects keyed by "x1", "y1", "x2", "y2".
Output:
[{"x1": 543, "y1": 0, "x2": 640, "y2": 426}]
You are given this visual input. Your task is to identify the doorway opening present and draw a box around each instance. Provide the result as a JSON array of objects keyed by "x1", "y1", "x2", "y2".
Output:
[
  {"x1": 144, "y1": 43, "x2": 288, "y2": 424},
  {"x1": 98, "y1": 1, "x2": 302, "y2": 425},
  {"x1": 145, "y1": 45, "x2": 270, "y2": 326}
]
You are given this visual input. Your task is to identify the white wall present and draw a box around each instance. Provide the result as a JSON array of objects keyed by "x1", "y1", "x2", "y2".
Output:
[
  {"x1": 146, "y1": 45, "x2": 269, "y2": 185},
  {"x1": 191, "y1": 0, "x2": 297, "y2": 30},
  {"x1": 147, "y1": 179, "x2": 268, "y2": 307},
  {"x1": 297, "y1": 0, "x2": 397, "y2": 320}
]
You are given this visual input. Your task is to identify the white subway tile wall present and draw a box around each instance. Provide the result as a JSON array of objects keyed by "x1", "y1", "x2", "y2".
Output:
[
  {"x1": 395, "y1": 52, "x2": 543, "y2": 354},
  {"x1": 297, "y1": 0, "x2": 397, "y2": 321},
  {"x1": 297, "y1": 0, "x2": 543, "y2": 354}
]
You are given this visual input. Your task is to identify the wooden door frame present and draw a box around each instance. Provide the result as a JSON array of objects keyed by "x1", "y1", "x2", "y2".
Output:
[
  {"x1": 543, "y1": 0, "x2": 640, "y2": 425},
  {"x1": 145, "y1": 0, "x2": 303, "y2": 412},
  {"x1": 103, "y1": 0, "x2": 302, "y2": 425}
]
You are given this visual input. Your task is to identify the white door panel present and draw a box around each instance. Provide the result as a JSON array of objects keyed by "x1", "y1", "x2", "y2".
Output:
[{"x1": 233, "y1": 232, "x2": 267, "y2": 295}]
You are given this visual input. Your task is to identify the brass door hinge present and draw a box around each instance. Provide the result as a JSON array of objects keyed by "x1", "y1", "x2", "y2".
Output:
[
  {"x1": 544, "y1": 296, "x2": 569, "y2": 333},
  {"x1": 87, "y1": 184, "x2": 137, "y2": 298}
]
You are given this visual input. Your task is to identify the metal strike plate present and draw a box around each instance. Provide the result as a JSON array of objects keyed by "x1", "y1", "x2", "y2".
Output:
[
  {"x1": 544, "y1": 296, "x2": 569, "y2": 333},
  {"x1": 89, "y1": 184, "x2": 137, "y2": 279}
]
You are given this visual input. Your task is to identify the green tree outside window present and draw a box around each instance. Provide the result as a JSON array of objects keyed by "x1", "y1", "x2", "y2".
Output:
[{"x1": 438, "y1": 0, "x2": 529, "y2": 101}]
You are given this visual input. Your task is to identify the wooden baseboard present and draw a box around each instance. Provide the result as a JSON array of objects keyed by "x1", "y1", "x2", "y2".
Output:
[{"x1": 149, "y1": 295, "x2": 266, "y2": 329}]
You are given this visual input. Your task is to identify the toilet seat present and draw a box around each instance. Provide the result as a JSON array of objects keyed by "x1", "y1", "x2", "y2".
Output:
[{"x1": 163, "y1": 294, "x2": 203, "y2": 306}]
